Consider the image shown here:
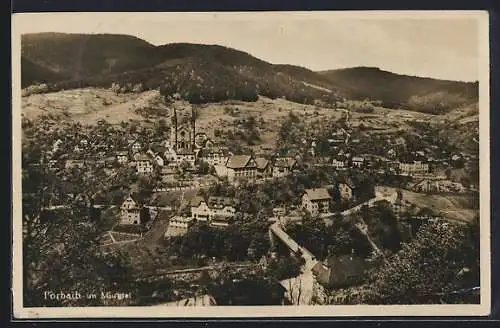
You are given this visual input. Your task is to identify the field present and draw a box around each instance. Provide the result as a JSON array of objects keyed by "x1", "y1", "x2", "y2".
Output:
[
  {"x1": 21, "y1": 87, "x2": 469, "y2": 154},
  {"x1": 401, "y1": 189, "x2": 478, "y2": 223}
]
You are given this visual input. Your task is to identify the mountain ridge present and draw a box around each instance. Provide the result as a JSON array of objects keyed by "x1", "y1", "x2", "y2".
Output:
[{"x1": 21, "y1": 32, "x2": 478, "y2": 114}]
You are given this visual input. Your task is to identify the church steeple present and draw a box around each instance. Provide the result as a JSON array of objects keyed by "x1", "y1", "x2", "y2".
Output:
[
  {"x1": 172, "y1": 107, "x2": 178, "y2": 151},
  {"x1": 191, "y1": 106, "x2": 196, "y2": 150}
]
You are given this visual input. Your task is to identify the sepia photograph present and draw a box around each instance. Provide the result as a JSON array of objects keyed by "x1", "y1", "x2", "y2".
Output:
[{"x1": 11, "y1": 11, "x2": 490, "y2": 318}]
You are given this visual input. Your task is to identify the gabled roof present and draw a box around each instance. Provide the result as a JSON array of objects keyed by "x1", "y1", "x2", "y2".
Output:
[
  {"x1": 152, "y1": 145, "x2": 168, "y2": 154},
  {"x1": 274, "y1": 157, "x2": 296, "y2": 169},
  {"x1": 116, "y1": 150, "x2": 128, "y2": 156},
  {"x1": 255, "y1": 157, "x2": 270, "y2": 170},
  {"x1": 207, "y1": 196, "x2": 239, "y2": 208},
  {"x1": 124, "y1": 193, "x2": 145, "y2": 206},
  {"x1": 351, "y1": 156, "x2": 365, "y2": 162},
  {"x1": 312, "y1": 254, "x2": 367, "y2": 288},
  {"x1": 198, "y1": 147, "x2": 230, "y2": 158},
  {"x1": 304, "y1": 188, "x2": 331, "y2": 201},
  {"x1": 338, "y1": 177, "x2": 355, "y2": 189},
  {"x1": 226, "y1": 155, "x2": 254, "y2": 169},
  {"x1": 134, "y1": 153, "x2": 151, "y2": 162}
]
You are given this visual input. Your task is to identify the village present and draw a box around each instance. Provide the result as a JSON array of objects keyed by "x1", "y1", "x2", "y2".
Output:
[{"x1": 21, "y1": 97, "x2": 480, "y2": 306}]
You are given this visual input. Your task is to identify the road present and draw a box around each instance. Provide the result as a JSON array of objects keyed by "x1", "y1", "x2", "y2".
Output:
[
  {"x1": 271, "y1": 188, "x2": 398, "y2": 304},
  {"x1": 323, "y1": 189, "x2": 398, "y2": 226}
]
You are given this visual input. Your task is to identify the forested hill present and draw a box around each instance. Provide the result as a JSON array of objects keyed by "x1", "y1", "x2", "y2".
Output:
[
  {"x1": 319, "y1": 67, "x2": 478, "y2": 114},
  {"x1": 21, "y1": 33, "x2": 478, "y2": 113}
]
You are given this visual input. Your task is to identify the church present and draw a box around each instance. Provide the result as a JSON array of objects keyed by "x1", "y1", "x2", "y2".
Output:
[
  {"x1": 168, "y1": 107, "x2": 197, "y2": 167},
  {"x1": 170, "y1": 107, "x2": 196, "y2": 153}
]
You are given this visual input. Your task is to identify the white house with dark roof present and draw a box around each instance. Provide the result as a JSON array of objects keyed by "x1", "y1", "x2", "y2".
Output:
[
  {"x1": 190, "y1": 195, "x2": 239, "y2": 226},
  {"x1": 351, "y1": 156, "x2": 365, "y2": 168},
  {"x1": 120, "y1": 194, "x2": 145, "y2": 225},
  {"x1": 332, "y1": 156, "x2": 347, "y2": 170},
  {"x1": 224, "y1": 155, "x2": 258, "y2": 182},
  {"x1": 302, "y1": 188, "x2": 331, "y2": 216},
  {"x1": 134, "y1": 153, "x2": 154, "y2": 174},
  {"x1": 199, "y1": 147, "x2": 231, "y2": 166}
]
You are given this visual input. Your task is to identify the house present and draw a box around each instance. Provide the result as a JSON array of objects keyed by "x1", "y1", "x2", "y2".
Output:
[
  {"x1": 120, "y1": 194, "x2": 146, "y2": 225},
  {"x1": 399, "y1": 161, "x2": 429, "y2": 175},
  {"x1": 154, "y1": 154, "x2": 165, "y2": 167},
  {"x1": 65, "y1": 159, "x2": 86, "y2": 170},
  {"x1": 199, "y1": 147, "x2": 231, "y2": 166},
  {"x1": 131, "y1": 141, "x2": 142, "y2": 153},
  {"x1": 164, "y1": 216, "x2": 195, "y2": 238},
  {"x1": 332, "y1": 156, "x2": 347, "y2": 170},
  {"x1": 225, "y1": 155, "x2": 258, "y2": 182},
  {"x1": 79, "y1": 138, "x2": 88, "y2": 147},
  {"x1": 255, "y1": 157, "x2": 272, "y2": 178},
  {"x1": 163, "y1": 146, "x2": 178, "y2": 163},
  {"x1": 337, "y1": 179, "x2": 355, "y2": 201},
  {"x1": 272, "y1": 158, "x2": 297, "y2": 178},
  {"x1": 175, "y1": 150, "x2": 196, "y2": 168},
  {"x1": 302, "y1": 188, "x2": 331, "y2": 216},
  {"x1": 311, "y1": 254, "x2": 368, "y2": 304},
  {"x1": 190, "y1": 196, "x2": 239, "y2": 225},
  {"x1": 351, "y1": 157, "x2": 365, "y2": 168},
  {"x1": 116, "y1": 151, "x2": 129, "y2": 164},
  {"x1": 134, "y1": 153, "x2": 154, "y2": 174},
  {"x1": 52, "y1": 139, "x2": 63, "y2": 153},
  {"x1": 210, "y1": 215, "x2": 233, "y2": 228}
]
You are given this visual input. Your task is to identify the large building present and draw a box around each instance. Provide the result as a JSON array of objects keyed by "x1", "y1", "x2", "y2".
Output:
[
  {"x1": 224, "y1": 155, "x2": 258, "y2": 182},
  {"x1": 190, "y1": 196, "x2": 239, "y2": 226},
  {"x1": 170, "y1": 107, "x2": 196, "y2": 154},
  {"x1": 164, "y1": 215, "x2": 195, "y2": 238},
  {"x1": 302, "y1": 188, "x2": 331, "y2": 216},
  {"x1": 399, "y1": 161, "x2": 429, "y2": 175},
  {"x1": 199, "y1": 147, "x2": 231, "y2": 166}
]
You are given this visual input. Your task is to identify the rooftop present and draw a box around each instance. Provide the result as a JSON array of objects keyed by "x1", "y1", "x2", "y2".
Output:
[
  {"x1": 274, "y1": 157, "x2": 297, "y2": 168},
  {"x1": 255, "y1": 157, "x2": 270, "y2": 170},
  {"x1": 226, "y1": 155, "x2": 254, "y2": 169},
  {"x1": 311, "y1": 254, "x2": 368, "y2": 288},
  {"x1": 304, "y1": 188, "x2": 331, "y2": 201}
]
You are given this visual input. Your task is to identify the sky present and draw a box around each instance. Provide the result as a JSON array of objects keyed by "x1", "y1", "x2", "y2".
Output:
[{"x1": 12, "y1": 11, "x2": 486, "y2": 82}]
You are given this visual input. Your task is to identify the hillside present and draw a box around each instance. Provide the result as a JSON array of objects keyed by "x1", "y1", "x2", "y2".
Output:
[
  {"x1": 319, "y1": 67, "x2": 478, "y2": 114},
  {"x1": 21, "y1": 32, "x2": 163, "y2": 81},
  {"x1": 21, "y1": 33, "x2": 478, "y2": 114},
  {"x1": 21, "y1": 57, "x2": 67, "y2": 88}
]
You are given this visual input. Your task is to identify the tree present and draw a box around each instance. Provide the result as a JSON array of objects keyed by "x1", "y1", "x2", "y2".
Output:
[
  {"x1": 22, "y1": 165, "x2": 135, "y2": 306},
  {"x1": 365, "y1": 218, "x2": 480, "y2": 304}
]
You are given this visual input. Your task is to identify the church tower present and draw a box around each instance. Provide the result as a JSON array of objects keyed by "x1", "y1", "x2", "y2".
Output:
[{"x1": 170, "y1": 106, "x2": 196, "y2": 153}]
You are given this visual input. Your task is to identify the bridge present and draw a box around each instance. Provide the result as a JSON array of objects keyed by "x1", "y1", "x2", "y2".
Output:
[{"x1": 269, "y1": 221, "x2": 318, "y2": 305}]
